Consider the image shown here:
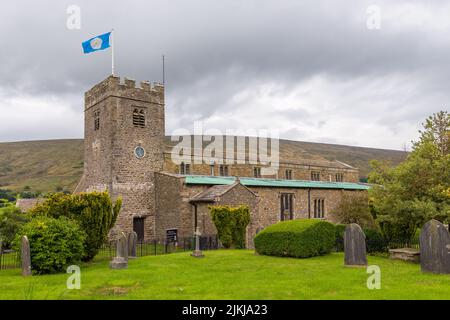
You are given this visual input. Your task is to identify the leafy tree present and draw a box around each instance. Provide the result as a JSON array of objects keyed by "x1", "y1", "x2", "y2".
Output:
[
  {"x1": 330, "y1": 192, "x2": 375, "y2": 229},
  {"x1": 29, "y1": 192, "x2": 121, "y2": 261},
  {"x1": 209, "y1": 205, "x2": 250, "y2": 249},
  {"x1": 369, "y1": 111, "x2": 450, "y2": 239},
  {"x1": 14, "y1": 216, "x2": 85, "y2": 275},
  {"x1": 0, "y1": 205, "x2": 30, "y2": 249}
]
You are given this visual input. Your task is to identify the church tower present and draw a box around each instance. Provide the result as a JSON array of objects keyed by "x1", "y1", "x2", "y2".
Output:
[{"x1": 76, "y1": 75, "x2": 165, "y2": 240}]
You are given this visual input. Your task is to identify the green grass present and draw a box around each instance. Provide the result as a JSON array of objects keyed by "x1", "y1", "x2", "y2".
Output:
[{"x1": 1, "y1": 250, "x2": 450, "y2": 300}]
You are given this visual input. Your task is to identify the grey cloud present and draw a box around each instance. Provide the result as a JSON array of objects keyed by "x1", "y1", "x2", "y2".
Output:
[{"x1": 0, "y1": 0, "x2": 449, "y2": 148}]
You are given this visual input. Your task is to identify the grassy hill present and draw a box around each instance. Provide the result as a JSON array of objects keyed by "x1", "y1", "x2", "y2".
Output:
[{"x1": 0, "y1": 138, "x2": 407, "y2": 193}]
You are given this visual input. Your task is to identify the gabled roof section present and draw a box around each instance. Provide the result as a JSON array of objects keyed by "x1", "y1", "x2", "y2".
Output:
[
  {"x1": 184, "y1": 175, "x2": 370, "y2": 190},
  {"x1": 189, "y1": 183, "x2": 237, "y2": 203},
  {"x1": 189, "y1": 180, "x2": 259, "y2": 203}
]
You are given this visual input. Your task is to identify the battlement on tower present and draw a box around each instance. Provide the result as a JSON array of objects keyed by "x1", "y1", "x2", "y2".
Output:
[{"x1": 85, "y1": 75, "x2": 164, "y2": 110}]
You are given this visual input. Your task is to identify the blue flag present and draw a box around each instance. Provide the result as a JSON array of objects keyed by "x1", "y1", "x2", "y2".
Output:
[{"x1": 82, "y1": 32, "x2": 111, "y2": 54}]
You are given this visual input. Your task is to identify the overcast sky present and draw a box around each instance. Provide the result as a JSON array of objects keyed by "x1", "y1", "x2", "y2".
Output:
[{"x1": 0, "y1": 0, "x2": 449, "y2": 150}]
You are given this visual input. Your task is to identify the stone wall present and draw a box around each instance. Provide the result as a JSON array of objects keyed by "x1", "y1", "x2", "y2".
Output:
[
  {"x1": 78, "y1": 75, "x2": 165, "y2": 240},
  {"x1": 163, "y1": 153, "x2": 359, "y2": 182}
]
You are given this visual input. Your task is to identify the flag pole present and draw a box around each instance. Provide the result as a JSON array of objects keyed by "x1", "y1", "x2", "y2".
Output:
[
  {"x1": 111, "y1": 28, "x2": 115, "y2": 76},
  {"x1": 162, "y1": 54, "x2": 165, "y2": 85}
]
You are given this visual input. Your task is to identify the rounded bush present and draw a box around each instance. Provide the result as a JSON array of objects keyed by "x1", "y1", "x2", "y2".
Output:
[
  {"x1": 15, "y1": 216, "x2": 86, "y2": 275},
  {"x1": 254, "y1": 219, "x2": 336, "y2": 258}
]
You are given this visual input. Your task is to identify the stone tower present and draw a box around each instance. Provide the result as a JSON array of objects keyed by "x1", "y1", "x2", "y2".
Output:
[{"x1": 76, "y1": 75, "x2": 165, "y2": 240}]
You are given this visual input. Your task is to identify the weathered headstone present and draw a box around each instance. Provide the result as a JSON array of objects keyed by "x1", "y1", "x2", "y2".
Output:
[
  {"x1": 191, "y1": 227, "x2": 204, "y2": 258},
  {"x1": 344, "y1": 223, "x2": 367, "y2": 266},
  {"x1": 419, "y1": 219, "x2": 450, "y2": 274},
  {"x1": 21, "y1": 236, "x2": 32, "y2": 276},
  {"x1": 109, "y1": 232, "x2": 128, "y2": 269},
  {"x1": 128, "y1": 231, "x2": 137, "y2": 259}
]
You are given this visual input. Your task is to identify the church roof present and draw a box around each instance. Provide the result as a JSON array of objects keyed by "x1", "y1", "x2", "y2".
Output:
[
  {"x1": 184, "y1": 175, "x2": 370, "y2": 190},
  {"x1": 163, "y1": 136, "x2": 357, "y2": 171},
  {"x1": 189, "y1": 183, "x2": 238, "y2": 202}
]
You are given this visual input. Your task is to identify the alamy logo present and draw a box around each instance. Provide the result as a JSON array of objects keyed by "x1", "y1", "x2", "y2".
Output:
[
  {"x1": 66, "y1": 5, "x2": 81, "y2": 30},
  {"x1": 66, "y1": 265, "x2": 81, "y2": 289},
  {"x1": 170, "y1": 121, "x2": 280, "y2": 175},
  {"x1": 366, "y1": 265, "x2": 381, "y2": 289}
]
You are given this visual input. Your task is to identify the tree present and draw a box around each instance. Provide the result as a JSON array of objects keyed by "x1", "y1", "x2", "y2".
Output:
[
  {"x1": 29, "y1": 192, "x2": 121, "y2": 261},
  {"x1": 331, "y1": 192, "x2": 375, "y2": 229},
  {"x1": 369, "y1": 111, "x2": 450, "y2": 239},
  {"x1": 0, "y1": 205, "x2": 30, "y2": 249}
]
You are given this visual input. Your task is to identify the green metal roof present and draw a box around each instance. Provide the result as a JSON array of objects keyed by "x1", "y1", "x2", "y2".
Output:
[{"x1": 184, "y1": 175, "x2": 370, "y2": 190}]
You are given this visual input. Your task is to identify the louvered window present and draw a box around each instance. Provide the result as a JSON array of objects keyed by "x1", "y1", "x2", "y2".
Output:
[{"x1": 133, "y1": 108, "x2": 146, "y2": 127}]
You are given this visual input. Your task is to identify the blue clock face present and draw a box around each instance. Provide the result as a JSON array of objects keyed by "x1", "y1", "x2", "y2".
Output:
[{"x1": 134, "y1": 146, "x2": 145, "y2": 159}]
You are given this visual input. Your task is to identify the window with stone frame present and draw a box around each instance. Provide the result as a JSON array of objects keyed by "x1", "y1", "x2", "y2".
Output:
[
  {"x1": 253, "y1": 167, "x2": 262, "y2": 178},
  {"x1": 280, "y1": 193, "x2": 294, "y2": 221},
  {"x1": 210, "y1": 164, "x2": 215, "y2": 176},
  {"x1": 335, "y1": 173, "x2": 344, "y2": 182},
  {"x1": 219, "y1": 165, "x2": 229, "y2": 176},
  {"x1": 133, "y1": 108, "x2": 146, "y2": 128},
  {"x1": 313, "y1": 198, "x2": 325, "y2": 218},
  {"x1": 94, "y1": 110, "x2": 100, "y2": 131},
  {"x1": 180, "y1": 162, "x2": 190, "y2": 175},
  {"x1": 311, "y1": 171, "x2": 320, "y2": 181},
  {"x1": 285, "y1": 169, "x2": 292, "y2": 180}
]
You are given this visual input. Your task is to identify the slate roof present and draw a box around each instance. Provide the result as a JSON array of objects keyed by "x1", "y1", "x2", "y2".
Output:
[
  {"x1": 189, "y1": 183, "x2": 238, "y2": 202},
  {"x1": 163, "y1": 136, "x2": 357, "y2": 170}
]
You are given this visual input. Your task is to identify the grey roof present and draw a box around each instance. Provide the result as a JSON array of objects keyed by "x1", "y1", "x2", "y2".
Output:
[{"x1": 189, "y1": 183, "x2": 238, "y2": 203}]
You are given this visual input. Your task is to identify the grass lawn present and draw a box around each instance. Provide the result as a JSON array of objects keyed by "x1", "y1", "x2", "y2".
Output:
[{"x1": 1, "y1": 250, "x2": 450, "y2": 300}]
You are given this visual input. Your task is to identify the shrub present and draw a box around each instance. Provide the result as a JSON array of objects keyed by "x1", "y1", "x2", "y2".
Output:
[
  {"x1": 363, "y1": 228, "x2": 387, "y2": 253},
  {"x1": 30, "y1": 192, "x2": 121, "y2": 261},
  {"x1": 14, "y1": 216, "x2": 86, "y2": 274},
  {"x1": 335, "y1": 224, "x2": 346, "y2": 252},
  {"x1": 254, "y1": 219, "x2": 335, "y2": 258},
  {"x1": 0, "y1": 206, "x2": 30, "y2": 249},
  {"x1": 209, "y1": 205, "x2": 250, "y2": 249}
]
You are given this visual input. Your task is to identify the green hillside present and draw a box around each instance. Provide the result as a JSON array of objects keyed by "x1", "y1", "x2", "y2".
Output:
[{"x1": 0, "y1": 138, "x2": 407, "y2": 193}]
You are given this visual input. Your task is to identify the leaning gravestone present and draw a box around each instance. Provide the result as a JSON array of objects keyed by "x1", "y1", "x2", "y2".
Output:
[
  {"x1": 344, "y1": 223, "x2": 367, "y2": 266},
  {"x1": 419, "y1": 219, "x2": 450, "y2": 274},
  {"x1": 128, "y1": 231, "x2": 137, "y2": 259},
  {"x1": 21, "y1": 236, "x2": 32, "y2": 276},
  {"x1": 109, "y1": 232, "x2": 128, "y2": 269}
]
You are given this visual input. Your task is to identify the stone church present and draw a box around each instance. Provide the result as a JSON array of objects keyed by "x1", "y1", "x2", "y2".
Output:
[{"x1": 75, "y1": 75, "x2": 369, "y2": 247}]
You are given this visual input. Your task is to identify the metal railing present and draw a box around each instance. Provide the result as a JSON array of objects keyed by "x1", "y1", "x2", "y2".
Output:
[
  {"x1": 95, "y1": 234, "x2": 219, "y2": 261},
  {"x1": 0, "y1": 249, "x2": 20, "y2": 270}
]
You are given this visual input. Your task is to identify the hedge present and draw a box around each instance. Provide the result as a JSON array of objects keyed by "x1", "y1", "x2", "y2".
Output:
[{"x1": 254, "y1": 219, "x2": 336, "y2": 258}]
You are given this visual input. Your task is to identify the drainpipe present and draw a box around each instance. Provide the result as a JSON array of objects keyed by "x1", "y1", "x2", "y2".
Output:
[{"x1": 308, "y1": 188, "x2": 311, "y2": 219}]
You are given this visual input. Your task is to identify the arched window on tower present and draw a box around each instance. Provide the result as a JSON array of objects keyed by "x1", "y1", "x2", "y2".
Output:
[{"x1": 133, "y1": 108, "x2": 146, "y2": 128}]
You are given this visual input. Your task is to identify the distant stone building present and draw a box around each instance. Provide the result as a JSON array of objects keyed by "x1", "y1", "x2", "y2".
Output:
[
  {"x1": 75, "y1": 76, "x2": 369, "y2": 247},
  {"x1": 16, "y1": 198, "x2": 43, "y2": 212}
]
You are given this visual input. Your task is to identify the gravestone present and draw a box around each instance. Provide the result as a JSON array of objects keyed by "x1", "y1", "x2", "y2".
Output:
[
  {"x1": 109, "y1": 232, "x2": 128, "y2": 269},
  {"x1": 344, "y1": 223, "x2": 367, "y2": 266},
  {"x1": 21, "y1": 236, "x2": 32, "y2": 276},
  {"x1": 419, "y1": 219, "x2": 450, "y2": 274},
  {"x1": 191, "y1": 227, "x2": 204, "y2": 258},
  {"x1": 128, "y1": 231, "x2": 137, "y2": 259}
]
